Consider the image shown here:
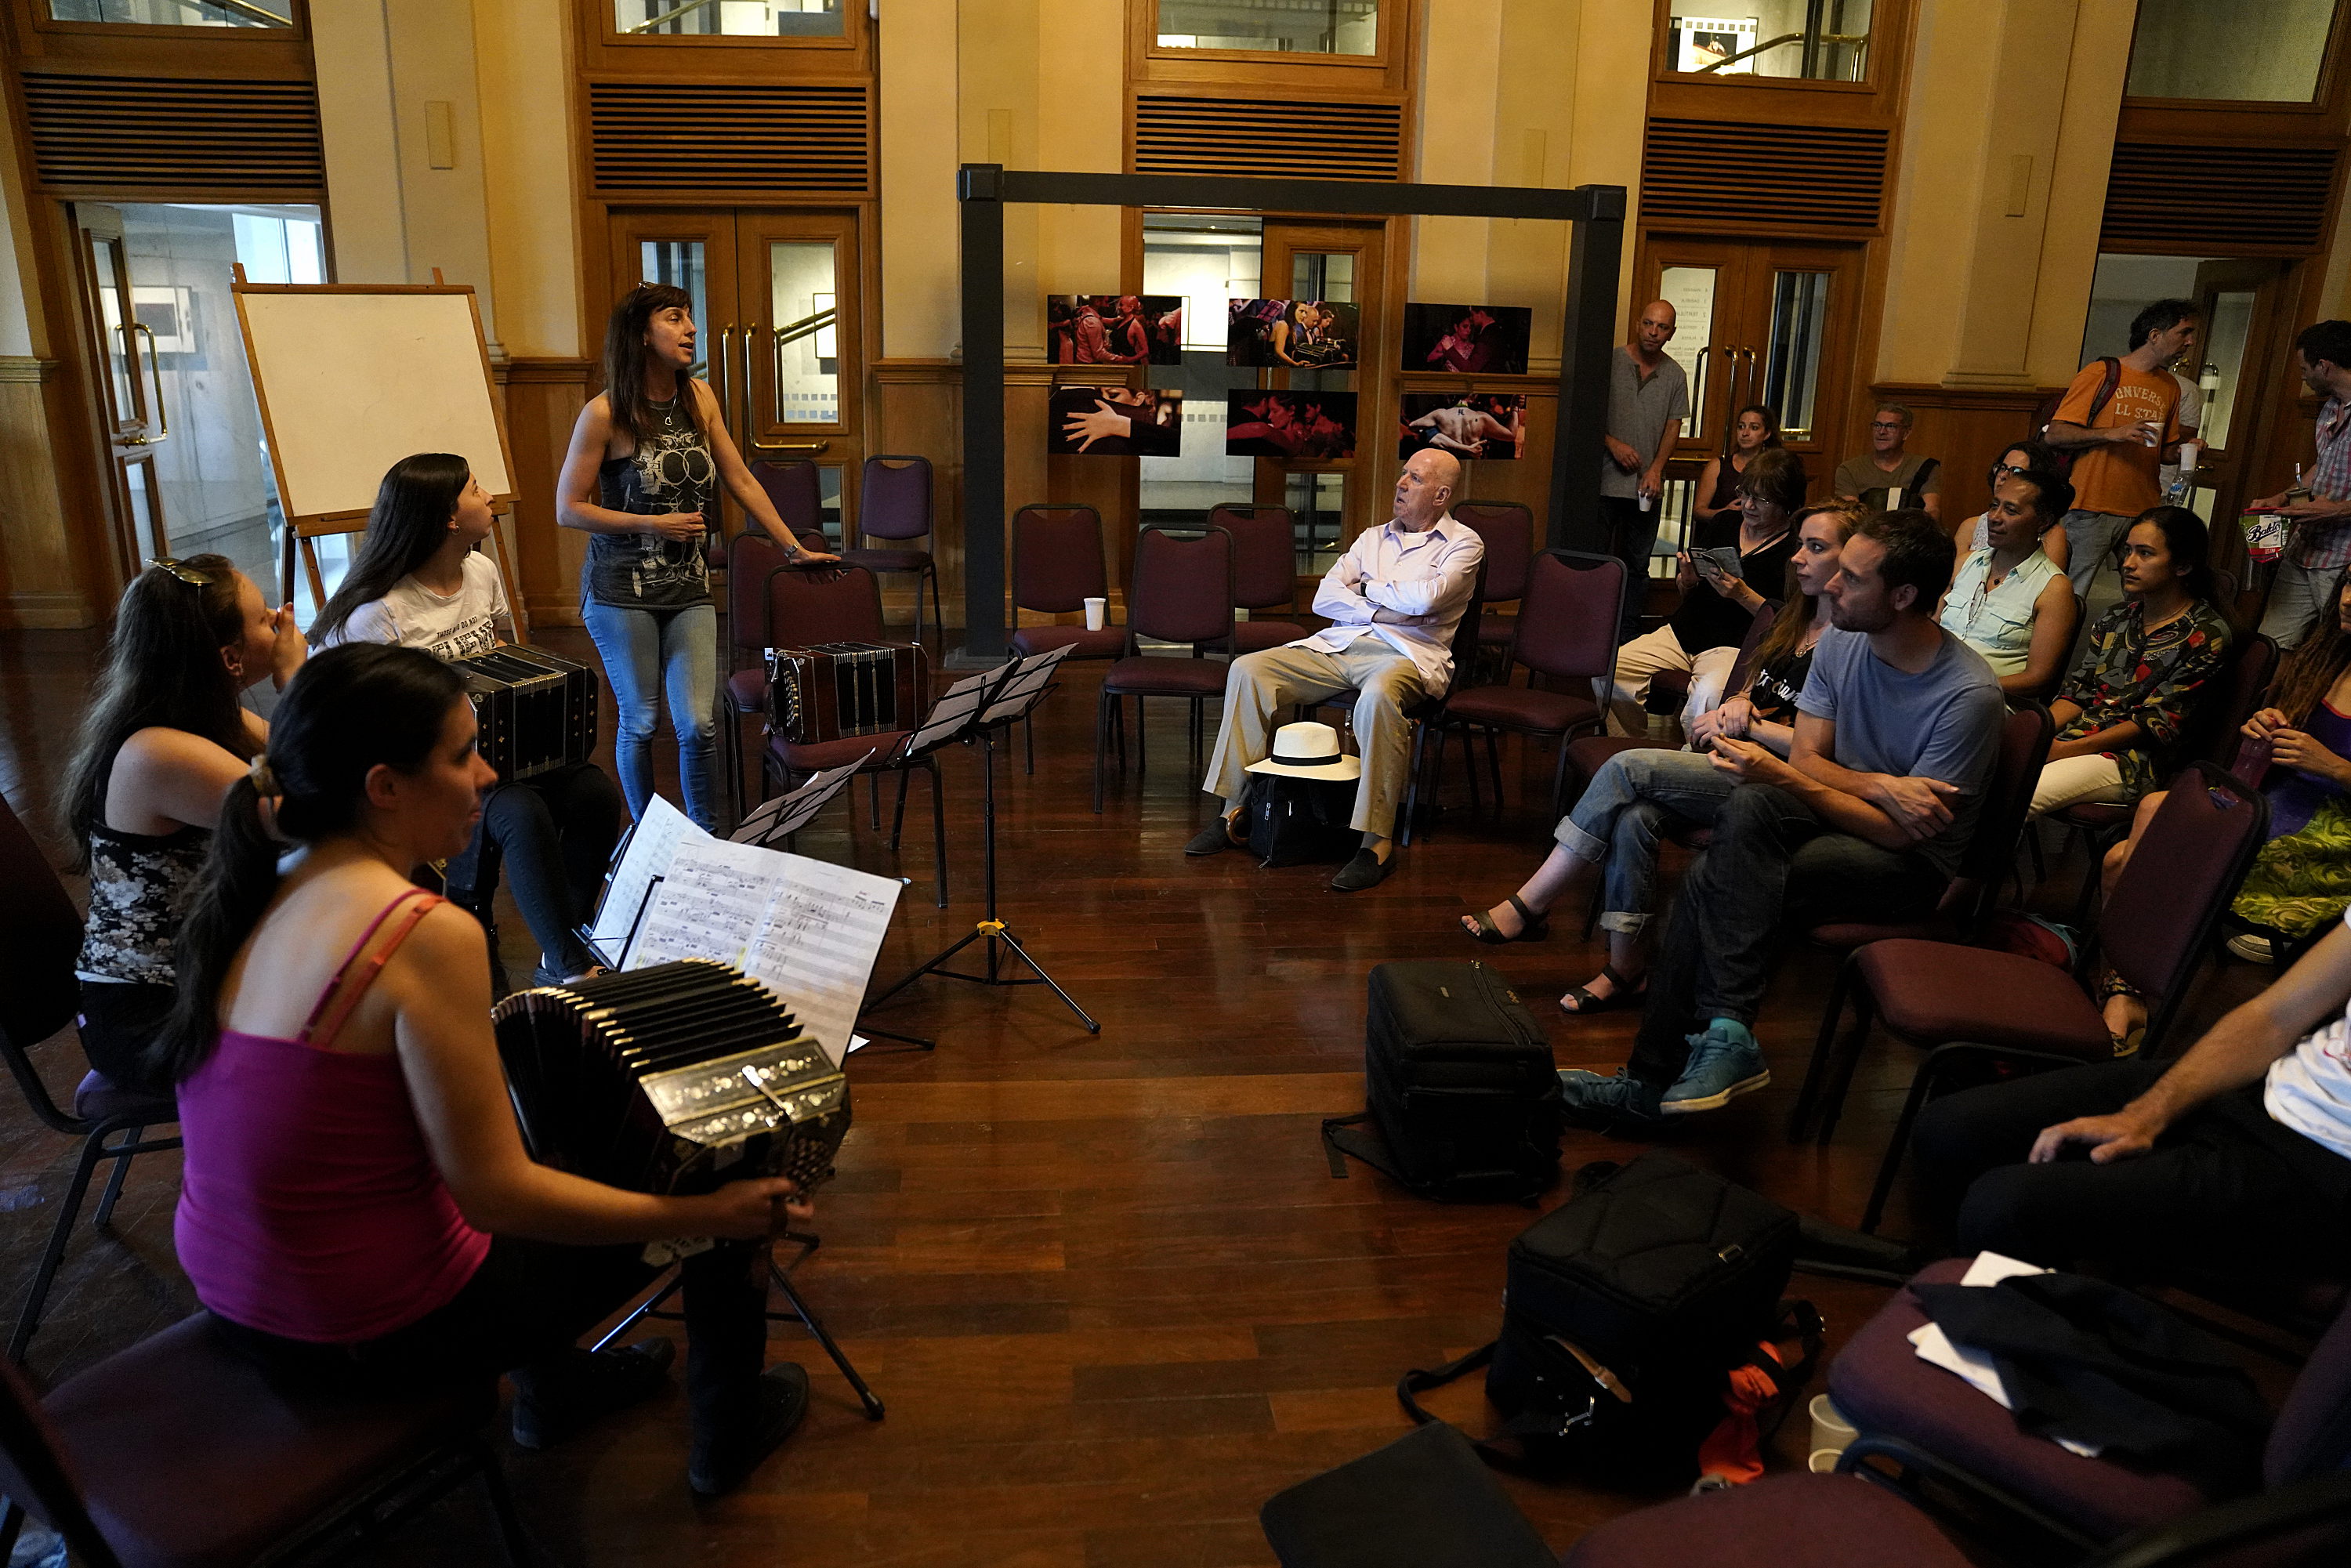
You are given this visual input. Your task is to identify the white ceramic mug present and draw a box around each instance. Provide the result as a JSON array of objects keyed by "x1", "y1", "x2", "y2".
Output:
[{"x1": 1084, "y1": 596, "x2": 1107, "y2": 631}]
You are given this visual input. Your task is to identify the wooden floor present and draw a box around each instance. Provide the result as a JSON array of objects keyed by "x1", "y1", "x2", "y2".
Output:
[{"x1": 0, "y1": 617, "x2": 2268, "y2": 1566}]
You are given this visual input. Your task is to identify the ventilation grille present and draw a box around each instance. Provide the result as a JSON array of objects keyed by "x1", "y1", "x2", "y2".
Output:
[
  {"x1": 2102, "y1": 142, "x2": 2338, "y2": 253},
  {"x1": 589, "y1": 81, "x2": 871, "y2": 194},
  {"x1": 1134, "y1": 94, "x2": 1404, "y2": 181},
  {"x1": 21, "y1": 74, "x2": 322, "y2": 195},
  {"x1": 1642, "y1": 118, "x2": 1889, "y2": 232}
]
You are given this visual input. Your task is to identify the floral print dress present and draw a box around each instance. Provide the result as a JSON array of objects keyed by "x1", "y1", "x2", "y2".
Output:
[{"x1": 2053, "y1": 597, "x2": 2233, "y2": 800}]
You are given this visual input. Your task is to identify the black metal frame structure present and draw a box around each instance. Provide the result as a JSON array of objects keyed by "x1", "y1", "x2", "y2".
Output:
[{"x1": 955, "y1": 164, "x2": 1629, "y2": 661}]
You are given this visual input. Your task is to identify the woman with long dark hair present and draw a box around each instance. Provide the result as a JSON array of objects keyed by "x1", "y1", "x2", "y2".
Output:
[
  {"x1": 1691, "y1": 404, "x2": 1780, "y2": 531},
  {"x1": 2029, "y1": 504, "x2": 2232, "y2": 817},
  {"x1": 60, "y1": 555, "x2": 304, "y2": 1090},
  {"x1": 556, "y1": 283, "x2": 835, "y2": 831},
  {"x1": 317, "y1": 453, "x2": 622, "y2": 985},
  {"x1": 1461, "y1": 501, "x2": 1864, "y2": 1015},
  {"x1": 155, "y1": 643, "x2": 811, "y2": 1496}
]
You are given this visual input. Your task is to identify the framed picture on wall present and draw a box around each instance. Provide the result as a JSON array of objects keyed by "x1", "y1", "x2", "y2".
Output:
[
  {"x1": 1049, "y1": 386, "x2": 1183, "y2": 456},
  {"x1": 1046, "y1": 295, "x2": 1185, "y2": 366},
  {"x1": 1399, "y1": 304, "x2": 1531, "y2": 375},
  {"x1": 1225, "y1": 391, "x2": 1357, "y2": 460},
  {"x1": 1399, "y1": 394, "x2": 1527, "y2": 460},
  {"x1": 1226, "y1": 299, "x2": 1360, "y2": 368}
]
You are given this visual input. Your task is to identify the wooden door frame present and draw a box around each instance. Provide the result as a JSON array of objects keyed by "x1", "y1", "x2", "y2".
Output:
[{"x1": 1257, "y1": 215, "x2": 1389, "y2": 592}]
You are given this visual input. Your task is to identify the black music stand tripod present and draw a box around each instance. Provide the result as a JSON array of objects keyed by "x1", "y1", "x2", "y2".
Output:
[
  {"x1": 865, "y1": 649, "x2": 1099, "y2": 1034},
  {"x1": 591, "y1": 1229, "x2": 883, "y2": 1420}
]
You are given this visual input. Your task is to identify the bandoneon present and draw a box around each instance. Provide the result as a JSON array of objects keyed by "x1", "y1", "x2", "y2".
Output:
[
  {"x1": 766, "y1": 641, "x2": 929, "y2": 744},
  {"x1": 493, "y1": 958, "x2": 849, "y2": 1197},
  {"x1": 447, "y1": 646, "x2": 600, "y2": 780}
]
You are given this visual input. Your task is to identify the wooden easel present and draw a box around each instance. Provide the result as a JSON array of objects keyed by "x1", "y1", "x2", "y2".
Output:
[{"x1": 234, "y1": 266, "x2": 531, "y2": 642}]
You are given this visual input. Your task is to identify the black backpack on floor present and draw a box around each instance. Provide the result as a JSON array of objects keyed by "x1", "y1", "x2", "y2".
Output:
[
  {"x1": 1243, "y1": 772, "x2": 1359, "y2": 867},
  {"x1": 1323, "y1": 961, "x2": 1559, "y2": 1203},
  {"x1": 1399, "y1": 1152, "x2": 1816, "y2": 1483}
]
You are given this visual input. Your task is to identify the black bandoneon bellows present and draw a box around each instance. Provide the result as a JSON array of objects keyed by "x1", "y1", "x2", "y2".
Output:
[
  {"x1": 492, "y1": 958, "x2": 850, "y2": 1197},
  {"x1": 766, "y1": 641, "x2": 929, "y2": 743},
  {"x1": 448, "y1": 646, "x2": 600, "y2": 780}
]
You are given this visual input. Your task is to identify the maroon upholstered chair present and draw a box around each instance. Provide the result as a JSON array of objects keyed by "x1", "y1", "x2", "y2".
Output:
[
  {"x1": 1454, "y1": 500, "x2": 1534, "y2": 657},
  {"x1": 1562, "y1": 596, "x2": 1779, "y2": 803},
  {"x1": 841, "y1": 454, "x2": 944, "y2": 650},
  {"x1": 1806, "y1": 702, "x2": 2056, "y2": 953},
  {"x1": 1208, "y1": 504, "x2": 1309, "y2": 654},
  {"x1": 1793, "y1": 762, "x2": 2267, "y2": 1232},
  {"x1": 1562, "y1": 1472, "x2": 1972, "y2": 1568},
  {"x1": 0, "y1": 1312, "x2": 527, "y2": 1566},
  {"x1": 1432, "y1": 549, "x2": 1623, "y2": 822},
  {"x1": 1094, "y1": 525, "x2": 1236, "y2": 813},
  {"x1": 0, "y1": 791, "x2": 179, "y2": 1363},
  {"x1": 719, "y1": 528, "x2": 797, "y2": 819},
  {"x1": 1825, "y1": 1259, "x2": 2351, "y2": 1555},
  {"x1": 748, "y1": 458, "x2": 831, "y2": 553},
  {"x1": 759, "y1": 565, "x2": 948, "y2": 905},
  {"x1": 1010, "y1": 504, "x2": 1122, "y2": 661}
]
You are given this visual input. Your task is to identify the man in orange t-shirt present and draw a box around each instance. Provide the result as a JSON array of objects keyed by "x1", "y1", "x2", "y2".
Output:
[{"x1": 2045, "y1": 299, "x2": 2200, "y2": 602}]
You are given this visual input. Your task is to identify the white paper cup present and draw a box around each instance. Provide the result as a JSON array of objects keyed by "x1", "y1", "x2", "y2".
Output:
[
  {"x1": 1810, "y1": 1393, "x2": 1857, "y2": 1457},
  {"x1": 1808, "y1": 1447, "x2": 1843, "y2": 1474},
  {"x1": 1638, "y1": 494, "x2": 1653, "y2": 512},
  {"x1": 1084, "y1": 596, "x2": 1107, "y2": 631}
]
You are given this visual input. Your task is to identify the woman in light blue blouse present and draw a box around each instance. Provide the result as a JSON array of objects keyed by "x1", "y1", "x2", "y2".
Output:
[{"x1": 1937, "y1": 465, "x2": 2078, "y2": 697}]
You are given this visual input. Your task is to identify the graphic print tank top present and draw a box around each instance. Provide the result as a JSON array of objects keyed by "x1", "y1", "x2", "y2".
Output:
[{"x1": 589, "y1": 393, "x2": 715, "y2": 610}]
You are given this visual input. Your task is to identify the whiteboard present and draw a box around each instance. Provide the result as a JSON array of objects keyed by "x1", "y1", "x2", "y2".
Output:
[{"x1": 235, "y1": 287, "x2": 515, "y2": 521}]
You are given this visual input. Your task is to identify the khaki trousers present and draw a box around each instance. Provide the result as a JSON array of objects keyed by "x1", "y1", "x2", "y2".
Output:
[{"x1": 1201, "y1": 640, "x2": 1429, "y2": 839}]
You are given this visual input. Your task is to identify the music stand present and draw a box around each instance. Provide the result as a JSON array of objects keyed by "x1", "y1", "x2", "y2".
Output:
[
  {"x1": 730, "y1": 753, "x2": 871, "y2": 849},
  {"x1": 865, "y1": 644, "x2": 1099, "y2": 1034}
]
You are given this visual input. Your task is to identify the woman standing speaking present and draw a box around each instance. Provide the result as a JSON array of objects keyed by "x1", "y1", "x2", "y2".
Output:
[{"x1": 557, "y1": 283, "x2": 834, "y2": 831}]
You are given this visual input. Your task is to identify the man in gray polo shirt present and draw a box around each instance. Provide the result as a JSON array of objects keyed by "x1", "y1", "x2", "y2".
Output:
[{"x1": 1600, "y1": 301, "x2": 1689, "y2": 639}]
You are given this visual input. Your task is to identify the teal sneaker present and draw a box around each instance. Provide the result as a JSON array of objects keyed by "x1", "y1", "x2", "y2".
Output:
[
  {"x1": 1557, "y1": 1066, "x2": 1663, "y2": 1128},
  {"x1": 1661, "y1": 1019, "x2": 1770, "y2": 1114}
]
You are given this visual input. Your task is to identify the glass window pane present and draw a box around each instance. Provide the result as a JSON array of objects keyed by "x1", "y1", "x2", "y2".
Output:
[
  {"x1": 1668, "y1": 3, "x2": 1872, "y2": 82},
  {"x1": 2198, "y1": 290, "x2": 2257, "y2": 451},
  {"x1": 1762, "y1": 271, "x2": 1828, "y2": 440},
  {"x1": 1291, "y1": 252, "x2": 1354, "y2": 305},
  {"x1": 768, "y1": 241, "x2": 839, "y2": 425},
  {"x1": 2126, "y1": 0, "x2": 2335, "y2": 103},
  {"x1": 1284, "y1": 472, "x2": 1347, "y2": 576},
  {"x1": 89, "y1": 237, "x2": 136, "y2": 427},
  {"x1": 614, "y1": 0, "x2": 842, "y2": 37},
  {"x1": 1657, "y1": 266, "x2": 1717, "y2": 440},
  {"x1": 1139, "y1": 212, "x2": 1263, "y2": 526},
  {"x1": 1158, "y1": 0, "x2": 1376, "y2": 56},
  {"x1": 636, "y1": 241, "x2": 708, "y2": 375},
  {"x1": 49, "y1": 0, "x2": 291, "y2": 25}
]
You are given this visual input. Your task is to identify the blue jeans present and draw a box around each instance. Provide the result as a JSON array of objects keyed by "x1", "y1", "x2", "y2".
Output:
[
  {"x1": 581, "y1": 599, "x2": 719, "y2": 831},
  {"x1": 1555, "y1": 748, "x2": 1737, "y2": 936},
  {"x1": 1626, "y1": 780, "x2": 1945, "y2": 1089}
]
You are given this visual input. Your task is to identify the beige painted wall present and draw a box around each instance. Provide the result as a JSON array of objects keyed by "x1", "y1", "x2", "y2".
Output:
[
  {"x1": 475, "y1": 0, "x2": 582, "y2": 360},
  {"x1": 880, "y1": 0, "x2": 962, "y2": 359}
]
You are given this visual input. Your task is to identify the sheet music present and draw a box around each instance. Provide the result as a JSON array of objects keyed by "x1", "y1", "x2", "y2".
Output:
[
  {"x1": 904, "y1": 668, "x2": 1003, "y2": 755},
  {"x1": 590, "y1": 794, "x2": 709, "y2": 950},
  {"x1": 742, "y1": 859, "x2": 902, "y2": 1067},
  {"x1": 729, "y1": 755, "x2": 869, "y2": 846},
  {"x1": 627, "y1": 838, "x2": 778, "y2": 969}
]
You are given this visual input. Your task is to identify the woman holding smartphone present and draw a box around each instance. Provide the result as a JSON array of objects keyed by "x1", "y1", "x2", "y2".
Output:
[{"x1": 557, "y1": 284, "x2": 835, "y2": 832}]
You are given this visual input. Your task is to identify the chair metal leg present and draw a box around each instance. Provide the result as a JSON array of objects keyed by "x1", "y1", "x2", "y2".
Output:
[
  {"x1": 1790, "y1": 961, "x2": 1857, "y2": 1143},
  {"x1": 1860, "y1": 1045, "x2": 1980, "y2": 1234},
  {"x1": 929, "y1": 758, "x2": 948, "y2": 907},
  {"x1": 1093, "y1": 689, "x2": 1113, "y2": 813},
  {"x1": 1484, "y1": 729, "x2": 1502, "y2": 817},
  {"x1": 1816, "y1": 985, "x2": 1882, "y2": 1146},
  {"x1": 472, "y1": 1438, "x2": 536, "y2": 1568},
  {"x1": 1024, "y1": 712, "x2": 1035, "y2": 777},
  {"x1": 926, "y1": 564, "x2": 944, "y2": 658},
  {"x1": 1400, "y1": 723, "x2": 1426, "y2": 847},
  {"x1": 11, "y1": 1128, "x2": 113, "y2": 1360},
  {"x1": 92, "y1": 1128, "x2": 140, "y2": 1228},
  {"x1": 868, "y1": 772, "x2": 881, "y2": 830},
  {"x1": 1136, "y1": 696, "x2": 1147, "y2": 776},
  {"x1": 1549, "y1": 733, "x2": 1573, "y2": 821},
  {"x1": 889, "y1": 768, "x2": 911, "y2": 850}
]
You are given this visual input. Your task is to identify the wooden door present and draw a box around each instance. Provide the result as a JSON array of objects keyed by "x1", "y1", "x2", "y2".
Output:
[
  {"x1": 73, "y1": 205, "x2": 169, "y2": 570},
  {"x1": 2187, "y1": 258, "x2": 2296, "y2": 521},
  {"x1": 1257, "y1": 219, "x2": 1384, "y2": 585},
  {"x1": 734, "y1": 211, "x2": 864, "y2": 544}
]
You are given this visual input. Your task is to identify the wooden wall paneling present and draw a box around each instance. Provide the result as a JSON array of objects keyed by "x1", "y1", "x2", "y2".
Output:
[
  {"x1": 1003, "y1": 364, "x2": 1055, "y2": 631},
  {"x1": 497, "y1": 357, "x2": 595, "y2": 628},
  {"x1": 1865, "y1": 382, "x2": 2047, "y2": 527},
  {"x1": 0, "y1": 357, "x2": 90, "y2": 628}
]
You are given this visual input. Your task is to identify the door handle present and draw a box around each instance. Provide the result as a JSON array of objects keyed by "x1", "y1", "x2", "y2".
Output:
[
  {"x1": 752, "y1": 439, "x2": 829, "y2": 454},
  {"x1": 715, "y1": 324, "x2": 736, "y2": 438},
  {"x1": 131, "y1": 322, "x2": 168, "y2": 443}
]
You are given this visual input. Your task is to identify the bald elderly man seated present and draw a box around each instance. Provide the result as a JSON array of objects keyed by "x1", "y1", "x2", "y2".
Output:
[{"x1": 1186, "y1": 447, "x2": 1484, "y2": 891}]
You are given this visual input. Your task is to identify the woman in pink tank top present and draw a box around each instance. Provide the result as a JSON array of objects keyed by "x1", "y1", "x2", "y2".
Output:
[{"x1": 150, "y1": 640, "x2": 813, "y2": 1498}]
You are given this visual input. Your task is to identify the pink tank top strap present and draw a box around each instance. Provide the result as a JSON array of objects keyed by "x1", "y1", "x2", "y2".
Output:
[{"x1": 298, "y1": 887, "x2": 447, "y2": 1050}]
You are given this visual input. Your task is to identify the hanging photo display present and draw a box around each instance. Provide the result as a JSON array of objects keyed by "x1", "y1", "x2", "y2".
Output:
[
  {"x1": 1225, "y1": 391, "x2": 1357, "y2": 461},
  {"x1": 1049, "y1": 386, "x2": 1183, "y2": 456},
  {"x1": 1226, "y1": 299, "x2": 1360, "y2": 368},
  {"x1": 1400, "y1": 303, "x2": 1533, "y2": 375},
  {"x1": 1672, "y1": 16, "x2": 1759, "y2": 74},
  {"x1": 1046, "y1": 295, "x2": 1185, "y2": 365},
  {"x1": 1399, "y1": 394, "x2": 1528, "y2": 461}
]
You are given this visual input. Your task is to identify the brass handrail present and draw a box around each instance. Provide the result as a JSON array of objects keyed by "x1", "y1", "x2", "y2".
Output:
[
  {"x1": 168, "y1": 0, "x2": 294, "y2": 27},
  {"x1": 625, "y1": 0, "x2": 720, "y2": 34},
  {"x1": 1693, "y1": 31, "x2": 1867, "y2": 73}
]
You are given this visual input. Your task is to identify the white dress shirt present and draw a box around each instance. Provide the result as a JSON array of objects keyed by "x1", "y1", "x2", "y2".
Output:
[{"x1": 1296, "y1": 514, "x2": 1484, "y2": 693}]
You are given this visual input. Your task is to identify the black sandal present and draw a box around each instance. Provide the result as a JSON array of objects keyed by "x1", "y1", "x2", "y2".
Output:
[
  {"x1": 1560, "y1": 964, "x2": 1646, "y2": 1016},
  {"x1": 1462, "y1": 893, "x2": 1549, "y2": 946}
]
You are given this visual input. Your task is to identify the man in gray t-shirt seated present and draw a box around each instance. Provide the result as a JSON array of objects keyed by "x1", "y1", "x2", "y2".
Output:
[{"x1": 1561, "y1": 510, "x2": 2006, "y2": 1127}]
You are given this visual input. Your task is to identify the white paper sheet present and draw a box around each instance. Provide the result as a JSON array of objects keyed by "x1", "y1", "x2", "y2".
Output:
[
  {"x1": 1908, "y1": 1251, "x2": 2100, "y2": 1458},
  {"x1": 589, "y1": 794, "x2": 710, "y2": 955},
  {"x1": 741, "y1": 859, "x2": 902, "y2": 1067},
  {"x1": 629, "y1": 838, "x2": 779, "y2": 969}
]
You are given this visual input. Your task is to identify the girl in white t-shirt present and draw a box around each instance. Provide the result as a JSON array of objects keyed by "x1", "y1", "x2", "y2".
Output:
[{"x1": 313, "y1": 454, "x2": 622, "y2": 985}]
